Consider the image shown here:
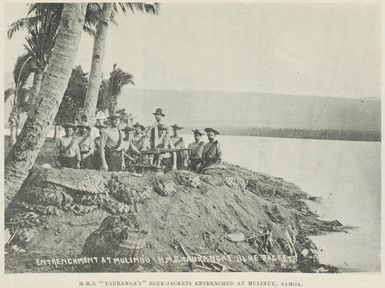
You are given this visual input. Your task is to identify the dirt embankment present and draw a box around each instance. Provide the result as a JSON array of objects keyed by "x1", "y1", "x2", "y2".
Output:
[{"x1": 5, "y1": 163, "x2": 348, "y2": 273}]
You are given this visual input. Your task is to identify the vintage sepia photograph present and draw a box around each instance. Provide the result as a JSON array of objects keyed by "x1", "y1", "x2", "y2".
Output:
[{"x1": 1, "y1": 0, "x2": 382, "y2": 282}]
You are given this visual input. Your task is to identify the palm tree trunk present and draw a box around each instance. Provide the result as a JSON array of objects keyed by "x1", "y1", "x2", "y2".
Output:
[
  {"x1": 4, "y1": 3, "x2": 87, "y2": 209},
  {"x1": 28, "y1": 69, "x2": 44, "y2": 117},
  {"x1": 15, "y1": 112, "x2": 19, "y2": 135},
  {"x1": 53, "y1": 123, "x2": 58, "y2": 139},
  {"x1": 8, "y1": 106, "x2": 18, "y2": 146},
  {"x1": 9, "y1": 124, "x2": 17, "y2": 146},
  {"x1": 83, "y1": 3, "x2": 113, "y2": 124}
]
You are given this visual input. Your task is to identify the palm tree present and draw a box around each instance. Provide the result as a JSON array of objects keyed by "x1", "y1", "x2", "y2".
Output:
[
  {"x1": 7, "y1": 5, "x2": 61, "y2": 148},
  {"x1": 6, "y1": 14, "x2": 57, "y2": 148},
  {"x1": 7, "y1": 3, "x2": 99, "y2": 39},
  {"x1": 8, "y1": 3, "x2": 159, "y2": 124},
  {"x1": 7, "y1": 3, "x2": 100, "y2": 115},
  {"x1": 8, "y1": 53, "x2": 35, "y2": 146},
  {"x1": 4, "y1": 87, "x2": 15, "y2": 103},
  {"x1": 82, "y1": 3, "x2": 114, "y2": 123},
  {"x1": 82, "y1": 2, "x2": 160, "y2": 123},
  {"x1": 23, "y1": 9, "x2": 58, "y2": 115},
  {"x1": 97, "y1": 64, "x2": 134, "y2": 115},
  {"x1": 5, "y1": 3, "x2": 87, "y2": 209}
]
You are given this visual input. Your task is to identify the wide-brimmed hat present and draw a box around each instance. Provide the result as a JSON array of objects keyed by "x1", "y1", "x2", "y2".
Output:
[
  {"x1": 158, "y1": 123, "x2": 168, "y2": 131},
  {"x1": 108, "y1": 113, "x2": 121, "y2": 120},
  {"x1": 133, "y1": 122, "x2": 145, "y2": 131},
  {"x1": 96, "y1": 111, "x2": 107, "y2": 120},
  {"x1": 192, "y1": 129, "x2": 204, "y2": 135},
  {"x1": 62, "y1": 123, "x2": 77, "y2": 129},
  {"x1": 204, "y1": 127, "x2": 220, "y2": 135},
  {"x1": 77, "y1": 122, "x2": 91, "y2": 129},
  {"x1": 121, "y1": 125, "x2": 135, "y2": 132},
  {"x1": 171, "y1": 124, "x2": 183, "y2": 130},
  {"x1": 95, "y1": 123, "x2": 107, "y2": 129},
  {"x1": 153, "y1": 108, "x2": 165, "y2": 117}
]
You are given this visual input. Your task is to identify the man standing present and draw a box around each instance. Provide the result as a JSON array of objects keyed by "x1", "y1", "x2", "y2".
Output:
[
  {"x1": 99, "y1": 113, "x2": 123, "y2": 171},
  {"x1": 55, "y1": 123, "x2": 81, "y2": 169},
  {"x1": 155, "y1": 124, "x2": 177, "y2": 171},
  {"x1": 121, "y1": 125, "x2": 143, "y2": 170},
  {"x1": 200, "y1": 128, "x2": 222, "y2": 171},
  {"x1": 77, "y1": 122, "x2": 94, "y2": 169},
  {"x1": 95, "y1": 110, "x2": 107, "y2": 126},
  {"x1": 150, "y1": 108, "x2": 166, "y2": 149},
  {"x1": 188, "y1": 129, "x2": 205, "y2": 172},
  {"x1": 170, "y1": 124, "x2": 187, "y2": 169},
  {"x1": 93, "y1": 123, "x2": 107, "y2": 170},
  {"x1": 133, "y1": 122, "x2": 149, "y2": 151}
]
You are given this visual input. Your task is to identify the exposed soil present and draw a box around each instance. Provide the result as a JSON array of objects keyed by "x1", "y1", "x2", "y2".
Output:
[{"x1": 4, "y1": 136, "x2": 349, "y2": 273}]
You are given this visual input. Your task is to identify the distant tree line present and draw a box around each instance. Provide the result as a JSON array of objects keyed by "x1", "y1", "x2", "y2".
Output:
[{"x1": 209, "y1": 127, "x2": 381, "y2": 142}]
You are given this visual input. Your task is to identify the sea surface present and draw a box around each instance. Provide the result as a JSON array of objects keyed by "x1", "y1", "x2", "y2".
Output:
[
  {"x1": 5, "y1": 129, "x2": 381, "y2": 272},
  {"x1": 197, "y1": 134, "x2": 380, "y2": 273}
]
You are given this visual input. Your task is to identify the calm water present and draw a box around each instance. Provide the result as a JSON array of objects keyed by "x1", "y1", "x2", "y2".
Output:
[{"x1": 183, "y1": 134, "x2": 381, "y2": 272}]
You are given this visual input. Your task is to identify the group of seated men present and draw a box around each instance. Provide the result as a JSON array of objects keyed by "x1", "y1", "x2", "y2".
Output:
[{"x1": 55, "y1": 108, "x2": 222, "y2": 173}]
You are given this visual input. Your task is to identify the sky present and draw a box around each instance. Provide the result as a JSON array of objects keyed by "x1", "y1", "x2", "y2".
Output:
[{"x1": 4, "y1": 2, "x2": 381, "y2": 99}]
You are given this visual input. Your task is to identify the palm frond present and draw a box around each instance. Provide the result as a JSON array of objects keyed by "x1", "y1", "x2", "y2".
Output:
[
  {"x1": 4, "y1": 87, "x2": 15, "y2": 103},
  {"x1": 83, "y1": 26, "x2": 97, "y2": 37},
  {"x1": 28, "y1": 3, "x2": 63, "y2": 17},
  {"x1": 7, "y1": 16, "x2": 40, "y2": 39},
  {"x1": 85, "y1": 3, "x2": 103, "y2": 30},
  {"x1": 115, "y1": 2, "x2": 160, "y2": 15},
  {"x1": 13, "y1": 53, "x2": 35, "y2": 89},
  {"x1": 23, "y1": 15, "x2": 58, "y2": 69},
  {"x1": 109, "y1": 67, "x2": 134, "y2": 96},
  {"x1": 110, "y1": 2, "x2": 159, "y2": 22},
  {"x1": 97, "y1": 64, "x2": 135, "y2": 114}
]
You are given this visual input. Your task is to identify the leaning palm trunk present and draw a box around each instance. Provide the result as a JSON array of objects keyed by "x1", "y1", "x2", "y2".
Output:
[
  {"x1": 28, "y1": 69, "x2": 44, "y2": 117},
  {"x1": 8, "y1": 105, "x2": 18, "y2": 146},
  {"x1": 83, "y1": 3, "x2": 113, "y2": 123},
  {"x1": 4, "y1": 3, "x2": 87, "y2": 209},
  {"x1": 53, "y1": 123, "x2": 58, "y2": 140},
  {"x1": 9, "y1": 125, "x2": 17, "y2": 147}
]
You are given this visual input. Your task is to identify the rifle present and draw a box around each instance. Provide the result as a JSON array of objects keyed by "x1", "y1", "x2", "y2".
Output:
[{"x1": 141, "y1": 148, "x2": 190, "y2": 155}]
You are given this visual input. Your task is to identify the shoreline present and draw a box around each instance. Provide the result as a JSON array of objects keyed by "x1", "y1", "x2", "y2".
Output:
[
  {"x1": 2, "y1": 127, "x2": 381, "y2": 143},
  {"x1": 4, "y1": 159, "x2": 351, "y2": 273}
]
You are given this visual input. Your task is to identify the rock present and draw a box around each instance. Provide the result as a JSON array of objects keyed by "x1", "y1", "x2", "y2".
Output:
[
  {"x1": 17, "y1": 228, "x2": 35, "y2": 243},
  {"x1": 171, "y1": 171, "x2": 202, "y2": 188},
  {"x1": 11, "y1": 244, "x2": 26, "y2": 254},
  {"x1": 190, "y1": 177, "x2": 201, "y2": 188},
  {"x1": 199, "y1": 175, "x2": 222, "y2": 186},
  {"x1": 153, "y1": 177, "x2": 176, "y2": 196},
  {"x1": 315, "y1": 267, "x2": 328, "y2": 273},
  {"x1": 224, "y1": 175, "x2": 246, "y2": 192},
  {"x1": 225, "y1": 232, "x2": 246, "y2": 243},
  {"x1": 301, "y1": 249, "x2": 309, "y2": 257}
]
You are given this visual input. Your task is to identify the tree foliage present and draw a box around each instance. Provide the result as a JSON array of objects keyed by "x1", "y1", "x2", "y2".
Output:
[
  {"x1": 8, "y1": 3, "x2": 98, "y2": 39},
  {"x1": 13, "y1": 53, "x2": 34, "y2": 90},
  {"x1": 23, "y1": 10, "x2": 58, "y2": 71},
  {"x1": 55, "y1": 66, "x2": 88, "y2": 125},
  {"x1": 97, "y1": 64, "x2": 134, "y2": 115},
  {"x1": 12, "y1": 53, "x2": 35, "y2": 112},
  {"x1": 8, "y1": 3, "x2": 160, "y2": 39}
]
